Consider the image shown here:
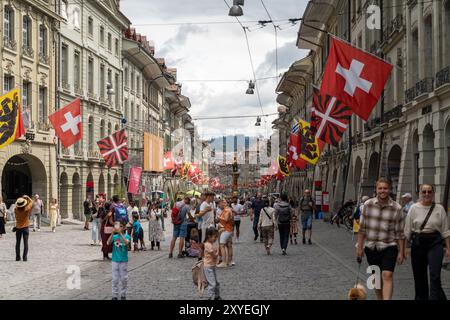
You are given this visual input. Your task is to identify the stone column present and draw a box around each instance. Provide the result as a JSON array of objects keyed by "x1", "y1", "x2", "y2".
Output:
[
  {"x1": 433, "y1": 115, "x2": 447, "y2": 203},
  {"x1": 406, "y1": 5, "x2": 412, "y2": 88},
  {"x1": 433, "y1": 0, "x2": 441, "y2": 74},
  {"x1": 418, "y1": 0, "x2": 425, "y2": 80}
]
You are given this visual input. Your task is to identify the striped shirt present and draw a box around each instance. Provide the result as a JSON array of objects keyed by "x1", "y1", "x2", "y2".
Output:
[{"x1": 359, "y1": 197, "x2": 405, "y2": 250}]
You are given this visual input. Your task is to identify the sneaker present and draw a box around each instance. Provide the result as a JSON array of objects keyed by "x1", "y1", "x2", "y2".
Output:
[
  {"x1": 168, "y1": 253, "x2": 173, "y2": 258},
  {"x1": 254, "y1": 235, "x2": 258, "y2": 241},
  {"x1": 120, "y1": 296, "x2": 126, "y2": 300},
  {"x1": 214, "y1": 296, "x2": 222, "y2": 300},
  {"x1": 16, "y1": 257, "x2": 21, "y2": 261},
  {"x1": 52, "y1": 229, "x2": 56, "y2": 233},
  {"x1": 294, "y1": 239, "x2": 298, "y2": 245},
  {"x1": 37, "y1": 229, "x2": 41, "y2": 232},
  {"x1": 33, "y1": 229, "x2": 36, "y2": 232},
  {"x1": 23, "y1": 257, "x2": 27, "y2": 262},
  {"x1": 308, "y1": 239, "x2": 312, "y2": 245},
  {"x1": 91, "y1": 241, "x2": 95, "y2": 246},
  {"x1": 112, "y1": 297, "x2": 118, "y2": 300},
  {"x1": 302, "y1": 238, "x2": 306, "y2": 244},
  {"x1": 177, "y1": 253, "x2": 184, "y2": 258},
  {"x1": 282, "y1": 249, "x2": 287, "y2": 255},
  {"x1": 230, "y1": 261, "x2": 236, "y2": 266},
  {"x1": 217, "y1": 262, "x2": 227, "y2": 268},
  {"x1": 290, "y1": 239, "x2": 293, "y2": 245}
]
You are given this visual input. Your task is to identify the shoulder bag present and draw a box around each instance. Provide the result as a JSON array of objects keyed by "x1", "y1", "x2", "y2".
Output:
[{"x1": 410, "y1": 203, "x2": 435, "y2": 247}]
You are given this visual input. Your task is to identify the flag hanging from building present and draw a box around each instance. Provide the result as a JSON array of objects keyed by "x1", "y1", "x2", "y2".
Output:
[
  {"x1": 163, "y1": 151, "x2": 174, "y2": 170},
  {"x1": 297, "y1": 119, "x2": 323, "y2": 165},
  {"x1": 320, "y1": 37, "x2": 393, "y2": 121},
  {"x1": 97, "y1": 129, "x2": 128, "y2": 168},
  {"x1": 277, "y1": 155, "x2": 290, "y2": 176},
  {"x1": 311, "y1": 86, "x2": 353, "y2": 146},
  {"x1": 48, "y1": 98, "x2": 82, "y2": 148},
  {"x1": 287, "y1": 120, "x2": 307, "y2": 170},
  {"x1": 0, "y1": 88, "x2": 25, "y2": 150},
  {"x1": 128, "y1": 167, "x2": 142, "y2": 194}
]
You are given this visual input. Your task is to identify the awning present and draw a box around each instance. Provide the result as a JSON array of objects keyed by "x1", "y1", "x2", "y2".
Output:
[
  {"x1": 296, "y1": 0, "x2": 337, "y2": 51},
  {"x1": 276, "y1": 55, "x2": 313, "y2": 106},
  {"x1": 122, "y1": 38, "x2": 170, "y2": 88}
]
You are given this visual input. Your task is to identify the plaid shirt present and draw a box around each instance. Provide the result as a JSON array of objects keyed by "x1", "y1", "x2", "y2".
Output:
[{"x1": 359, "y1": 197, "x2": 405, "y2": 250}]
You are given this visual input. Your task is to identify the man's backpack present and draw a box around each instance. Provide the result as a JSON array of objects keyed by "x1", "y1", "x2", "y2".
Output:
[
  {"x1": 172, "y1": 206, "x2": 181, "y2": 225},
  {"x1": 192, "y1": 260, "x2": 208, "y2": 295},
  {"x1": 277, "y1": 204, "x2": 291, "y2": 223},
  {"x1": 114, "y1": 204, "x2": 128, "y2": 224}
]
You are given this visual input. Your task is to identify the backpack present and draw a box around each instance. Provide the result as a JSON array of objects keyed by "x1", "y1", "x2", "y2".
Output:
[
  {"x1": 114, "y1": 204, "x2": 128, "y2": 224},
  {"x1": 277, "y1": 204, "x2": 291, "y2": 223},
  {"x1": 172, "y1": 206, "x2": 181, "y2": 225},
  {"x1": 192, "y1": 260, "x2": 208, "y2": 295}
]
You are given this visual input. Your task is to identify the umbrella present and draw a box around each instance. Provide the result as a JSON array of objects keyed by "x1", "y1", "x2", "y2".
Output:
[{"x1": 186, "y1": 190, "x2": 201, "y2": 196}]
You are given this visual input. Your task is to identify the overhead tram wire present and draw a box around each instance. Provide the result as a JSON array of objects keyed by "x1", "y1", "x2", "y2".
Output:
[
  {"x1": 191, "y1": 113, "x2": 278, "y2": 121},
  {"x1": 260, "y1": 0, "x2": 279, "y2": 79}
]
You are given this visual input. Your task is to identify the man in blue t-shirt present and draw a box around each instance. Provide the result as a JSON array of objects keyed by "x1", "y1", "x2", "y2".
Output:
[{"x1": 107, "y1": 222, "x2": 130, "y2": 300}]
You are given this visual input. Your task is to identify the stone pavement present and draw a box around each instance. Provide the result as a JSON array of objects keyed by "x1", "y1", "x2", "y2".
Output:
[{"x1": 1, "y1": 216, "x2": 448, "y2": 300}]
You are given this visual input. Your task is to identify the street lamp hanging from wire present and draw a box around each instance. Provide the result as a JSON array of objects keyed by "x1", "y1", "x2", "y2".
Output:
[
  {"x1": 229, "y1": 0, "x2": 245, "y2": 17},
  {"x1": 246, "y1": 80, "x2": 255, "y2": 94}
]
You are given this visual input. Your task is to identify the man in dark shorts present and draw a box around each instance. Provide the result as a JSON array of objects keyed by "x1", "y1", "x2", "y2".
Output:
[{"x1": 357, "y1": 178, "x2": 406, "y2": 300}]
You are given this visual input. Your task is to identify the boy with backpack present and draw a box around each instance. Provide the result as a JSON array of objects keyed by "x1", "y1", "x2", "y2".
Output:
[
  {"x1": 169, "y1": 197, "x2": 189, "y2": 258},
  {"x1": 131, "y1": 214, "x2": 146, "y2": 251}
]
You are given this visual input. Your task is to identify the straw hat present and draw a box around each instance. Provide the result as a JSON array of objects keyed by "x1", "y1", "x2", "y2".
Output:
[{"x1": 15, "y1": 197, "x2": 28, "y2": 208}]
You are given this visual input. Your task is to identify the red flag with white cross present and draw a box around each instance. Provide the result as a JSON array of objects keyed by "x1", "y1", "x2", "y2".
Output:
[
  {"x1": 48, "y1": 98, "x2": 82, "y2": 148},
  {"x1": 320, "y1": 37, "x2": 393, "y2": 121}
]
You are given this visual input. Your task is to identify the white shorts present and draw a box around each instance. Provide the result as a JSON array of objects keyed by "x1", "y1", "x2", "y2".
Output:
[{"x1": 219, "y1": 231, "x2": 233, "y2": 244}]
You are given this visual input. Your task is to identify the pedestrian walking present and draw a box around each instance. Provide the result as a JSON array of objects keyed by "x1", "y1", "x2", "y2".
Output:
[
  {"x1": 0, "y1": 196, "x2": 7, "y2": 238},
  {"x1": 31, "y1": 194, "x2": 43, "y2": 232},
  {"x1": 401, "y1": 193, "x2": 415, "y2": 218},
  {"x1": 250, "y1": 193, "x2": 265, "y2": 242},
  {"x1": 231, "y1": 197, "x2": 243, "y2": 242},
  {"x1": 14, "y1": 196, "x2": 33, "y2": 261},
  {"x1": 196, "y1": 193, "x2": 206, "y2": 242},
  {"x1": 289, "y1": 205, "x2": 299, "y2": 245},
  {"x1": 147, "y1": 202, "x2": 163, "y2": 250},
  {"x1": 274, "y1": 193, "x2": 293, "y2": 255},
  {"x1": 49, "y1": 198, "x2": 59, "y2": 233},
  {"x1": 216, "y1": 200, "x2": 234, "y2": 268},
  {"x1": 186, "y1": 199, "x2": 198, "y2": 250},
  {"x1": 196, "y1": 192, "x2": 215, "y2": 242},
  {"x1": 101, "y1": 202, "x2": 114, "y2": 260},
  {"x1": 405, "y1": 184, "x2": 450, "y2": 300},
  {"x1": 83, "y1": 197, "x2": 94, "y2": 231},
  {"x1": 131, "y1": 214, "x2": 146, "y2": 251},
  {"x1": 357, "y1": 178, "x2": 406, "y2": 300},
  {"x1": 169, "y1": 197, "x2": 189, "y2": 258},
  {"x1": 107, "y1": 221, "x2": 130, "y2": 300},
  {"x1": 299, "y1": 189, "x2": 315, "y2": 244},
  {"x1": 258, "y1": 198, "x2": 276, "y2": 255},
  {"x1": 202, "y1": 227, "x2": 221, "y2": 300}
]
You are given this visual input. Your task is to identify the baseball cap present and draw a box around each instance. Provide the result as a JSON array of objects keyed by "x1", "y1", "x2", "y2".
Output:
[{"x1": 401, "y1": 193, "x2": 412, "y2": 198}]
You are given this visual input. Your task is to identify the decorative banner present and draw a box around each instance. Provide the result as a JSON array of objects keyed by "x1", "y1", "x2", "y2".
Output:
[
  {"x1": 163, "y1": 151, "x2": 174, "y2": 170},
  {"x1": 0, "y1": 88, "x2": 25, "y2": 150},
  {"x1": 48, "y1": 98, "x2": 82, "y2": 148},
  {"x1": 97, "y1": 129, "x2": 128, "y2": 168},
  {"x1": 297, "y1": 119, "x2": 322, "y2": 165},
  {"x1": 128, "y1": 167, "x2": 142, "y2": 194},
  {"x1": 144, "y1": 132, "x2": 163, "y2": 172},
  {"x1": 287, "y1": 120, "x2": 307, "y2": 170},
  {"x1": 277, "y1": 155, "x2": 290, "y2": 176}
]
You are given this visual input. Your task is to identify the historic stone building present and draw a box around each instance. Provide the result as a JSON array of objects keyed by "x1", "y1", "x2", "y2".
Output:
[
  {"x1": 0, "y1": 0, "x2": 60, "y2": 209},
  {"x1": 57, "y1": 0, "x2": 130, "y2": 220},
  {"x1": 275, "y1": 0, "x2": 450, "y2": 213}
]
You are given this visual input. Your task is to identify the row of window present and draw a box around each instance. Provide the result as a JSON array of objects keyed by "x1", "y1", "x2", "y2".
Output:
[
  {"x1": 3, "y1": 75, "x2": 47, "y2": 127},
  {"x1": 124, "y1": 66, "x2": 160, "y2": 106},
  {"x1": 4, "y1": 6, "x2": 48, "y2": 56},
  {"x1": 87, "y1": 17, "x2": 119, "y2": 55}
]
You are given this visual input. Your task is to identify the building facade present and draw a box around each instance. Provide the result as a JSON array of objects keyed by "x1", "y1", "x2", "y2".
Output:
[
  {"x1": 0, "y1": 0, "x2": 60, "y2": 209},
  {"x1": 57, "y1": 0, "x2": 130, "y2": 219},
  {"x1": 275, "y1": 0, "x2": 450, "y2": 213}
]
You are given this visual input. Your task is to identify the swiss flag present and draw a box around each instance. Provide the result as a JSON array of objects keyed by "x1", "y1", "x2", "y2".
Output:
[
  {"x1": 163, "y1": 151, "x2": 174, "y2": 170},
  {"x1": 48, "y1": 98, "x2": 82, "y2": 148},
  {"x1": 320, "y1": 37, "x2": 392, "y2": 121}
]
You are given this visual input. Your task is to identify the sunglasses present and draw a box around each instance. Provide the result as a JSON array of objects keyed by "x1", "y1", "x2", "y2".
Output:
[{"x1": 421, "y1": 190, "x2": 433, "y2": 195}]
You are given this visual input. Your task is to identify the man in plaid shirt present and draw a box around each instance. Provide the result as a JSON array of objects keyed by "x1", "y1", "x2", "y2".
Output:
[{"x1": 357, "y1": 178, "x2": 406, "y2": 300}]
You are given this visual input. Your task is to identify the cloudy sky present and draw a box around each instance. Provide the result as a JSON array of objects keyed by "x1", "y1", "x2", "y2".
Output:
[{"x1": 121, "y1": 0, "x2": 309, "y2": 140}]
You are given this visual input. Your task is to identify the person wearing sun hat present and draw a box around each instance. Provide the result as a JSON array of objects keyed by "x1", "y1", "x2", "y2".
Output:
[
  {"x1": 14, "y1": 195, "x2": 33, "y2": 261},
  {"x1": 401, "y1": 193, "x2": 414, "y2": 218}
]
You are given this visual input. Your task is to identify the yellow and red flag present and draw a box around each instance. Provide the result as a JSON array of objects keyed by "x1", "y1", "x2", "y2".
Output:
[
  {"x1": 297, "y1": 119, "x2": 324, "y2": 165},
  {"x1": 0, "y1": 88, "x2": 25, "y2": 150}
]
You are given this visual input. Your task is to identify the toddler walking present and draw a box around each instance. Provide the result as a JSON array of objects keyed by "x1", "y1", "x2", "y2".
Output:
[{"x1": 202, "y1": 227, "x2": 221, "y2": 300}]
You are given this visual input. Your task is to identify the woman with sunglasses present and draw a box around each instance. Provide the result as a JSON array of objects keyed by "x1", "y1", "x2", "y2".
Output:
[{"x1": 404, "y1": 184, "x2": 450, "y2": 300}]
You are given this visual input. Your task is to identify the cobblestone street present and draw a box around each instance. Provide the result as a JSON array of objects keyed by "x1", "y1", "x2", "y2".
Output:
[{"x1": 2, "y1": 217, "x2": 448, "y2": 300}]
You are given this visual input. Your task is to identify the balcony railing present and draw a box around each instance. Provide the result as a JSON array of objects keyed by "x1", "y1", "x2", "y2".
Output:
[
  {"x1": 62, "y1": 81, "x2": 70, "y2": 91},
  {"x1": 405, "y1": 78, "x2": 434, "y2": 103},
  {"x1": 87, "y1": 150, "x2": 99, "y2": 158},
  {"x1": 435, "y1": 66, "x2": 450, "y2": 88},
  {"x1": 352, "y1": 132, "x2": 362, "y2": 145},
  {"x1": 416, "y1": 77, "x2": 434, "y2": 97},
  {"x1": 364, "y1": 117, "x2": 381, "y2": 133},
  {"x1": 3, "y1": 37, "x2": 17, "y2": 51},
  {"x1": 74, "y1": 86, "x2": 83, "y2": 96},
  {"x1": 62, "y1": 148, "x2": 71, "y2": 156},
  {"x1": 37, "y1": 121, "x2": 50, "y2": 131},
  {"x1": 382, "y1": 104, "x2": 403, "y2": 123},
  {"x1": 22, "y1": 45, "x2": 34, "y2": 59}
]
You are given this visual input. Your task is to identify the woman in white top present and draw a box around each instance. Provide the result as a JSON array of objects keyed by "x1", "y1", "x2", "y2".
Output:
[
  {"x1": 404, "y1": 184, "x2": 450, "y2": 300},
  {"x1": 0, "y1": 196, "x2": 7, "y2": 238},
  {"x1": 257, "y1": 199, "x2": 277, "y2": 255}
]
